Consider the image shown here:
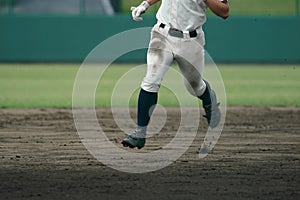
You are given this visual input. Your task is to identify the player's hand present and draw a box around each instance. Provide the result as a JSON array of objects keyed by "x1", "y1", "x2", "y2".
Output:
[{"x1": 131, "y1": 1, "x2": 150, "y2": 21}]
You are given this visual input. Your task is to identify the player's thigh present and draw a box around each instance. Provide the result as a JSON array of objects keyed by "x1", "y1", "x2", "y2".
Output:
[
  {"x1": 145, "y1": 30, "x2": 174, "y2": 84},
  {"x1": 176, "y1": 48, "x2": 205, "y2": 96}
]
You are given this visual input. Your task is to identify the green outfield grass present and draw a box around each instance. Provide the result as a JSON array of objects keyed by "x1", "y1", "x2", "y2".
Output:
[
  {"x1": 122, "y1": 0, "x2": 300, "y2": 15},
  {"x1": 0, "y1": 64, "x2": 299, "y2": 108}
]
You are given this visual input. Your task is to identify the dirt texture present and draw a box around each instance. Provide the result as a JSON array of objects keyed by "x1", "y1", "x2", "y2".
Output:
[{"x1": 0, "y1": 107, "x2": 299, "y2": 200}]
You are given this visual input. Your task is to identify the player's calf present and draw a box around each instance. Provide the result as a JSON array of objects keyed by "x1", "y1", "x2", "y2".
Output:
[{"x1": 199, "y1": 80, "x2": 221, "y2": 128}]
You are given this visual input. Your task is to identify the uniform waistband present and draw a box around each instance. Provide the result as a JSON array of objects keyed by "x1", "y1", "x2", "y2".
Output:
[{"x1": 158, "y1": 23, "x2": 200, "y2": 38}]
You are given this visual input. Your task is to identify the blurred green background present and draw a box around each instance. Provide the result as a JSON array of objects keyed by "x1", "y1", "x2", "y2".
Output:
[
  {"x1": 1, "y1": 0, "x2": 300, "y2": 15},
  {"x1": 1, "y1": 64, "x2": 299, "y2": 108},
  {"x1": 0, "y1": 0, "x2": 299, "y2": 108},
  {"x1": 121, "y1": 0, "x2": 300, "y2": 15}
]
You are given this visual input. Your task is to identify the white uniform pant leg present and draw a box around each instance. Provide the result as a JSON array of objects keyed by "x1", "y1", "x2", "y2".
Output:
[
  {"x1": 141, "y1": 26, "x2": 174, "y2": 93},
  {"x1": 175, "y1": 31, "x2": 206, "y2": 97}
]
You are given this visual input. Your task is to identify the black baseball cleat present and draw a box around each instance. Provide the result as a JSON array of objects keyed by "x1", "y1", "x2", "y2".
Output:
[
  {"x1": 203, "y1": 80, "x2": 221, "y2": 128},
  {"x1": 122, "y1": 127, "x2": 146, "y2": 149}
]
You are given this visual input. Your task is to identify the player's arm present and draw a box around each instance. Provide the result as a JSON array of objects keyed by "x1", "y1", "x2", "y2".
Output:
[
  {"x1": 205, "y1": 0, "x2": 229, "y2": 19},
  {"x1": 131, "y1": 0, "x2": 161, "y2": 21}
]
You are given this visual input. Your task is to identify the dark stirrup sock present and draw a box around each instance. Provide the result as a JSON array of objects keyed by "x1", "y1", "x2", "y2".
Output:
[
  {"x1": 198, "y1": 86, "x2": 211, "y2": 106},
  {"x1": 137, "y1": 89, "x2": 158, "y2": 127}
]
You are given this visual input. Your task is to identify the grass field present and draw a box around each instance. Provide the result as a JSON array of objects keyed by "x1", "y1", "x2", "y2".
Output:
[
  {"x1": 0, "y1": 63, "x2": 299, "y2": 108},
  {"x1": 121, "y1": 0, "x2": 300, "y2": 15}
]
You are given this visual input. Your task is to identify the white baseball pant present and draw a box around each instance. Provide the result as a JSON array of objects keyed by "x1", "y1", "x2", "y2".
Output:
[{"x1": 141, "y1": 22, "x2": 207, "y2": 97}]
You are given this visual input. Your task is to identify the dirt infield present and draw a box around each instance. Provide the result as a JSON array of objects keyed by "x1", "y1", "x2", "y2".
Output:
[{"x1": 0, "y1": 107, "x2": 299, "y2": 200}]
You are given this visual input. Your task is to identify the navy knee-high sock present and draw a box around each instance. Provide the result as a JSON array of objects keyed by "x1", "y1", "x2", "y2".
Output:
[
  {"x1": 137, "y1": 89, "x2": 158, "y2": 127},
  {"x1": 198, "y1": 86, "x2": 211, "y2": 106}
]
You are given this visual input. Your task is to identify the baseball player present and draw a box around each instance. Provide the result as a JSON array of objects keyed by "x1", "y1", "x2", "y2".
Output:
[{"x1": 122, "y1": 0, "x2": 229, "y2": 149}]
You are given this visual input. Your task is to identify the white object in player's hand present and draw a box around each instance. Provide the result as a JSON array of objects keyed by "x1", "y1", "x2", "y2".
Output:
[{"x1": 131, "y1": 1, "x2": 150, "y2": 21}]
